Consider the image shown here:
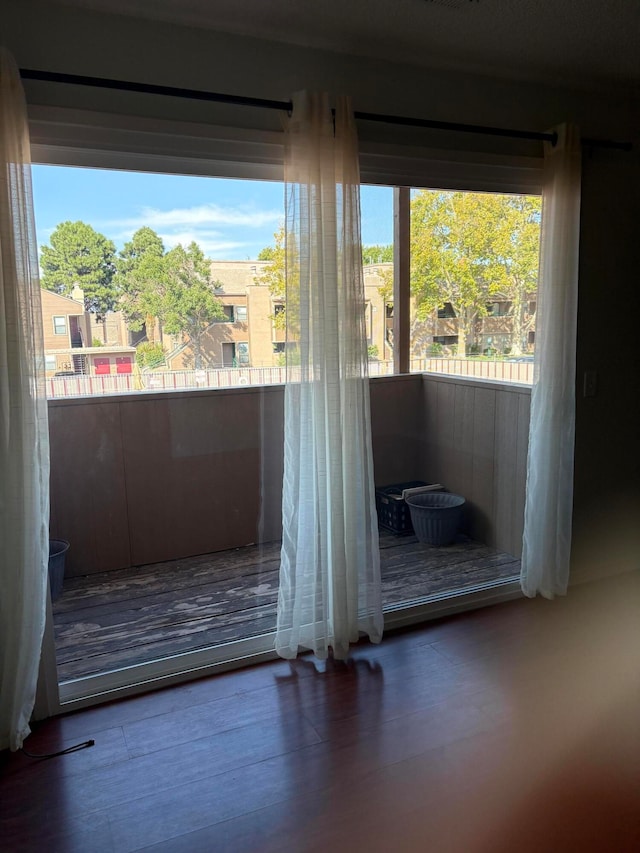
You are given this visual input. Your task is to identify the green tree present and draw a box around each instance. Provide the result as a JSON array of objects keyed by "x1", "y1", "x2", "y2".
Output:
[
  {"x1": 117, "y1": 232, "x2": 224, "y2": 368},
  {"x1": 483, "y1": 195, "x2": 541, "y2": 354},
  {"x1": 410, "y1": 191, "x2": 540, "y2": 357},
  {"x1": 160, "y1": 242, "x2": 225, "y2": 369},
  {"x1": 40, "y1": 220, "x2": 117, "y2": 315},
  {"x1": 116, "y1": 227, "x2": 167, "y2": 342},
  {"x1": 136, "y1": 341, "x2": 166, "y2": 369},
  {"x1": 362, "y1": 244, "x2": 393, "y2": 265},
  {"x1": 255, "y1": 225, "x2": 286, "y2": 329},
  {"x1": 367, "y1": 344, "x2": 380, "y2": 361},
  {"x1": 375, "y1": 265, "x2": 394, "y2": 306}
]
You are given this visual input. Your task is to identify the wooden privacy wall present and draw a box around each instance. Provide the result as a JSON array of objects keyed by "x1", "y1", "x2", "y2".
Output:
[
  {"x1": 48, "y1": 386, "x2": 285, "y2": 577},
  {"x1": 419, "y1": 375, "x2": 531, "y2": 556},
  {"x1": 48, "y1": 374, "x2": 529, "y2": 576}
]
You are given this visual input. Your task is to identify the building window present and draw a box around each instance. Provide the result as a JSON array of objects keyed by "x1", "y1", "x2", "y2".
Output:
[
  {"x1": 53, "y1": 315, "x2": 67, "y2": 335},
  {"x1": 235, "y1": 305, "x2": 248, "y2": 322},
  {"x1": 273, "y1": 342, "x2": 285, "y2": 354},
  {"x1": 222, "y1": 342, "x2": 236, "y2": 367},
  {"x1": 236, "y1": 342, "x2": 250, "y2": 365},
  {"x1": 217, "y1": 306, "x2": 235, "y2": 322},
  {"x1": 480, "y1": 334, "x2": 510, "y2": 352},
  {"x1": 45, "y1": 355, "x2": 57, "y2": 372},
  {"x1": 486, "y1": 302, "x2": 511, "y2": 317},
  {"x1": 437, "y1": 303, "x2": 456, "y2": 319}
]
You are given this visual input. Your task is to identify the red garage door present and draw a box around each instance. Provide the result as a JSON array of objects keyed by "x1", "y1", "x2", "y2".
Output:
[
  {"x1": 94, "y1": 357, "x2": 111, "y2": 375},
  {"x1": 116, "y1": 356, "x2": 132, "y2": 374}
]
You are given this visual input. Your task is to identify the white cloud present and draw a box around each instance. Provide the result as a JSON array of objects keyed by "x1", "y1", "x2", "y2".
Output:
[
  {"x1": 100, "y1": 202, "x2": 282, "y2": 258},
  {"x1": 106, "y1": 203, "x2": 282, "y2": 232}
]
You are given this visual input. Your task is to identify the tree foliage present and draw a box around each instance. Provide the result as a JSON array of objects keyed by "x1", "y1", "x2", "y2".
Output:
[
  {"x1": 117, "y1": 227, "x2": 166, "y2": 338},
  {"x1": 136, "y1": 341, "x2": 166, "y2": 369},
  {"x1": 116, "y1": 229, "x2": 224, "y2": 368},
  {"x1": 257, "y1": 244, "x2": 277, "y2": 262},
  {"x1": 362, "y1": 244, "x2": 393, "y2": 265},
  {"x1": 160, "y1": 242, "x2": 224, "y2": 369},
  {"x1": 255, "y1": 225, "x2": 286, "y2": 328},
  {"x1": 255, "y1": 225, "x2": 285, "y2": 299},
  {"x1": 410, "y1": 191, "x2": 540, "y2": 356},
  {"x1": 40, "y1": 220, "x2": 117, "y2": 315},
  {"x1": 375, "y1": 265, "x2": 394, "y2": 306}
]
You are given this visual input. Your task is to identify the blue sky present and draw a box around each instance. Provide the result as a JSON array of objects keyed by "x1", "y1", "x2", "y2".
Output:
[{"x1": 32, "y1": 165, "x2": 393, "y2": 260}]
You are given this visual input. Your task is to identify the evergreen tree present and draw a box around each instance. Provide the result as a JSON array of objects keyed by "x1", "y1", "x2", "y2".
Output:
[{"x1": 40, "y1": 220, "x2": 117, "y2": 315}]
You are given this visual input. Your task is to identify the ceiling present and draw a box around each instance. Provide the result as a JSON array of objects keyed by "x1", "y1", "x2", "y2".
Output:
[{"x1": 53, "y1": 0, "x2": 638, "y2": 92}]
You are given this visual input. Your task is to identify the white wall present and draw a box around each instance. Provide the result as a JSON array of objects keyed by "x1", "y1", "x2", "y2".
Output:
[{"x1": 5, "y1": 0, "x2": 639, "y2": 579}]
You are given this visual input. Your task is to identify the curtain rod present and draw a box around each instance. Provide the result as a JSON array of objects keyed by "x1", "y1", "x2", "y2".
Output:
[{"x1": 20, "y1": 68, "x2": 632, "y2": 151}]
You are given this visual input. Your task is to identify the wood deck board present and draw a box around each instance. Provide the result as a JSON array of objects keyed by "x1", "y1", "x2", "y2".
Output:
[
  {"x1": 54, "y1": 580, "x2": 279, "y2": 637},
  {"x1": 56, "y1": 616, "x2": 279, "y2": 675},
  {"x1": 52, "y1": 532, "x2": 519, "y2": 681},
  {"x1": 53, "y1": 550, "x2": 282, "y2": 613},
  {"x1": 55, "y1": 601, "x2": 280, "y2": 662},
  {"x1": 53, "y1": 549, "x2": 513, "y2": 634}
]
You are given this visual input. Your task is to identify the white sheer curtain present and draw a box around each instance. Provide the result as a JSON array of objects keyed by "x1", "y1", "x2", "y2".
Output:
[
  {"x1": 0, "y1": 48, "x2": 50, "y2": 751},
  {"x1": 276, "y1": 92, "x2": 383, "y2": 660},
  {"x1": 521, "y1": 124, "x2": 581, "y2": 598}
]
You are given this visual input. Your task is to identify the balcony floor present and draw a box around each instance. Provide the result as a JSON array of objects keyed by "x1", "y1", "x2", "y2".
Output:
[{"x1": 52, "y1": 531, "x2": 520, "y2": 682}]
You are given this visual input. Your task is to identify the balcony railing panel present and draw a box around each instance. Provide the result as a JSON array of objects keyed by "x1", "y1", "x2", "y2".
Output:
[{"x1": 45, "y1": 358, "x2": 531, "y2": 399}]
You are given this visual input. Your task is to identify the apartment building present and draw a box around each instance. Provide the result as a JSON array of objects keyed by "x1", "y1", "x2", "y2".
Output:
[
  {"x1": 43, "y1": 271, "x2": 534, "y2": 377},
  {"x1": 166, "y1": 260, "x2": 393, "y2": 369},
  {"x1": 41, "y1": 287, "x2": 136, "y2": 376}
]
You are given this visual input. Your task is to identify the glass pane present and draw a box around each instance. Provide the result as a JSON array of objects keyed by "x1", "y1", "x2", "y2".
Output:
[
  {"x1": 360, "y1": 184, "x2": 394, "y2": 375},
  {"x1": 35, "y1": 165, "x2": 527, "y2": 694},
  {"x1": 32, "y1": 165, "x2": 285, "y2": 396},
  {"x1": 33, "y1": 165, "x2": 289, "y2": 689},
  {"x1": 409, "y1": 189, "x2": 541, "y2": 385}
]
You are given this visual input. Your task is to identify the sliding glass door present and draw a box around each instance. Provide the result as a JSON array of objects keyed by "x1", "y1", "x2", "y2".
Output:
[{"x1": 33, "y1": 157, "x2": 539, "y2": 711}]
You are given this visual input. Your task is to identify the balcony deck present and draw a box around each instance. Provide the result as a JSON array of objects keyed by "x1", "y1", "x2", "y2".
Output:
[{"x1": 52, "y1": 531, "x2": 520, "y2": 682}]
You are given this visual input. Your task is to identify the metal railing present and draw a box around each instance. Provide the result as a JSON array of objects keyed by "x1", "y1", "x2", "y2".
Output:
[
  {"x1": 46, "y1": 358, "x2": 533, "y2": 398},
  {"x1": 410, "y1": 357, "x2": 533, "y2": 384}
]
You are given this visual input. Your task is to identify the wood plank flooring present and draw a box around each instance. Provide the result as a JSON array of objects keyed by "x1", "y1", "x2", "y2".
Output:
[
  {"x1": 2, "y1": 571, "x2": 638, "y2": 852},
  {"x1": 52, "y1": 532, "x2": 520, "y2": 681}
]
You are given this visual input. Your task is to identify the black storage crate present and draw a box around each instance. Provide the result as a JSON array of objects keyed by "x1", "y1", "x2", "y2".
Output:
[{"x1": 375, "y1": 481, "x2": 429, "y2": 535}]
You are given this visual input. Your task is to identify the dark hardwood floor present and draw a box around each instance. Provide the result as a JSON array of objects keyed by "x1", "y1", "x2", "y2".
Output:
[
  {"x1": 2, "y1": 571, "x2": 638, "y2": 852},
  {"x1": 52, "y1": 532, "x2": 520, "y2": 681}
]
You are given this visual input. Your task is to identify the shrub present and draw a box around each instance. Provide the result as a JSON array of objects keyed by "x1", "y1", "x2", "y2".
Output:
[{"x1": 136, "y1": 341, "x2": 166, "y2": 369}]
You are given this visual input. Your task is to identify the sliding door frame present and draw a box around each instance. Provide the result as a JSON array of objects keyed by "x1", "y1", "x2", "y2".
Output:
[{"x1": 30, "y1": 105, "x2": 541, "y2": 717}]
